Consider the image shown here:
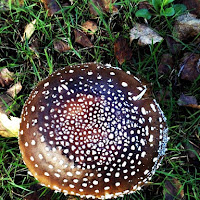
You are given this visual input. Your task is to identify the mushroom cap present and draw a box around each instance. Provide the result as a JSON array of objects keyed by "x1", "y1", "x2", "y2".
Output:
[{"x1": 19, "y1": 63, "x2": 168, "y2": 199}]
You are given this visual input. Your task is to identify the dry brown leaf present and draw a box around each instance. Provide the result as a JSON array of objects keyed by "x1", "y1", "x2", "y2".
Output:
[
  {"x1": 40, "y1": 0, "x2": 60, "y2": 16},
  {"x1": 166, "y1": 36, "x2": 183, "y2": 55},
  {"x1": 22, "y1": 19, "x2": 37, "y2": 42},
  {"x1": 53, "y1": 40, "x2": 71, "y2": 52},
  {"x1": 164, "y1": 179, "x2": 184, "y2": 200},
  {"x1": 184, "y1": 141, "x2": 200, "y2": 165},
  {"x1": 0, "y1": 68, "x2": 14, "y2": 87},
  {"x1": 178, "y1": 94, "x2": 200, "y2": 109},
  {"x1": 114, "y1": 37, "x2": 132, "y2": 65},
  {"x1": 138, "y1": 1, "x2": 152, "y2": 10},
  {"x1": 130, "y1": 23, "x2": 163, "y2": 46},
  {"x1": 82, "y1": 21, "x2": 98, "y2": 35},
  {"x1": 174, "y1": 13, "x2": 200, "y2": 40},
  {"x1": 181, "y1": 0, "x2": 200, "y2": 17},
  {"x1": 74, "y1": 29, "x2": 93, "y2": 48},
  {"x1": 179, "y1": 53, "x2": 200, "y2": 82},
  {"x1": 89, "y1": 0, "x2": 118, "y2": 16},
  {"x1": 6, "y1": 82, "x2": 22, "y2": 98},
  {"x1": 158, "y1": 54, "x2": 174, "y2": 74}
]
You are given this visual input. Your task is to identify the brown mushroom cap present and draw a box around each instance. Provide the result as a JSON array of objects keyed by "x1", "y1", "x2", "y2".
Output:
[{"x1": 19, "y1": 63, "x2": 168, "y2": 199}]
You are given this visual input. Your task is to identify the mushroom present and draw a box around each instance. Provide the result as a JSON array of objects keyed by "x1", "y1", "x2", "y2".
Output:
[{"x1": 19, "y1": 62, "x2": 168, "y2": 199}]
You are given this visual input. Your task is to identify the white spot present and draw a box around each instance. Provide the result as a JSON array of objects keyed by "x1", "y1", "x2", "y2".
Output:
[
  {"x1": 115, "y1": 182, "x2": 120, "y2": 187},
  {"x1": 131, "y1": 171, "x2": 136, "y2": 176},
  {"x1": 76, "y1": 171, "x2": 81, "y2": 175},
  {"x1": 110, "y1": 71, "x2": 115, "y2": 76},
  {"x1": 55, "y1": 173, "x2": 60, "y2": 178},
  {"x1": 25, "y1": 142, "x2": 28, "y2": 147},
  {"x1": 69, "y1": 69, "x2": 74, "y2": 73},
  {"x1": 104, "y1": 186, "x2": 110, "y2": 190},
  {"x1": 44, "y1": 172, "x2": 49, "y2": 176},
  {"x1": 73, "y1": 179, "x2": 79, "y2": 183},
  {"x1": 132, "y1": 86, "x2": 147, "y2": 101},
  {"x1": 44, "y1": 82, "x2": 49, "y2": 88},
  {"x1": 69, "y1": 184, "x2": 75, "y2": 188},
  {"x1": 141, "y1": 151, "x2": 146, "y2": 157},
  {"x1": 115, "y1": 172, "x2": 120, "y2": 177},
  {"x1": 88, "y1": 71, "x2": 93, "y2": 75},
  {"x1": 149, "y1": 134, "x2": 154, "y2": 142},
  {"x1": 31, "y1": 106, "x2": 35, "y2": 112},
  {"x1": 31, "y1": 140, "x2": 36, "y2": 145},
  {"x1": 131, "y1": 145, "x2": 135, "y2": 150},
  {"x1": 49, "y1": 165, "x2": 53, "y2": 169},
  {"x1": 144, "y1": 169, "x2": 149, "y2": 175},
  {"x1": 82, "y1": 183, "x2": 87, "y2": 187},
  {"x1": 121, "y1": 82, "x2": 128, "y2": 87},
  {"x1": 30, "y1": 156, "x2": 34, "y2": 161},
  {"x1": 93, "y1": 180, "x2": 98, "y2": 185},
  {"x1": 150, "y1": 103, "x2": 156, "y2": 112},
  {"x1": 38, "y1": 154, "x2": 43, "y2": 159},
  {"x1": 104, "y1": 178, "x2": 110, "y2": 183},
  {"x1": 67, "y1": 172, "x2": 73, "y2": 177}
]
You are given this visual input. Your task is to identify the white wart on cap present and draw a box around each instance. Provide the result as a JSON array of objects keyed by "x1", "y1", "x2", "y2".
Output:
[{"x1": 19, "y1": 63, "x2": 168, "y2": 199}]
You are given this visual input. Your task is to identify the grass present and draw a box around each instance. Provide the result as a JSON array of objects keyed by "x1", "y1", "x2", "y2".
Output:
[{"x1": 0, "y1": 0, "x2": 200, "y2": 199}]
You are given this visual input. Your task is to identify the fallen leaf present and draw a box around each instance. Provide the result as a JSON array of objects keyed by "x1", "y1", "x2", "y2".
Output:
[
  {"x1": 0, "y1": 113, "x2": 20, "y2": 137},
  {"x1": 74, "y1": 29, "x2": 93, "y2": 48},
  {"x1": 89, "y1": 0, "x2": 118, "y2": 16},
  {"x1": 166, "y1": 36, "x2": 183, "y2": 55},
  {"x1": 6, "y1": 82, "x2": 22, "y2": 98},
  {"x1": 114, "y1": 37, "x2": 132, "y2": 65},
  {"x1": 158, "y1": 54, "x2": 174, "y2": 74},
  {"x1": 53, "y1": 40, "x2": 71, "y2": 52},
  {"x1": 184, "y1": 141, "x2": 200, "y2": 165},
  {"x1": 82, "y1": 21, "x2": 98, "y2": 35},
  {"x1": 0, "y1": 75, "x2": 22, "y2": 137},
  {"x1": 130, "y1": 23, "x2": 163, "y2": 46},
  {"x1": 179, "y1": 53, "x2": 200, "y2": 82},
  {"x1": 173, "y1": 13, "x2": 200, "y2": 40},
  {"x1": 181, "y1": 0, "x2": 200, "y2": 17},
  {"x1": 177, "y1": 94, "x2": 200, "y2": 109},
  {"x1": 138, "y1": 1, "x2": 152, "y2": 10},
  {"x1": 40, "y1": 0, "x2": 60, "y2": 16},
  {"x1": 164, "y1": 179, "x2": 184, "y2": 200},
  {"x1": 29, "y1": 39, "x2": 40, "y2": 58},
  {"x1": 22, "y1": 19, "x2": 37, "y2": 42},
  {"x1": 0, "y1": 68, "x2": 14, "y2": 87}
]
